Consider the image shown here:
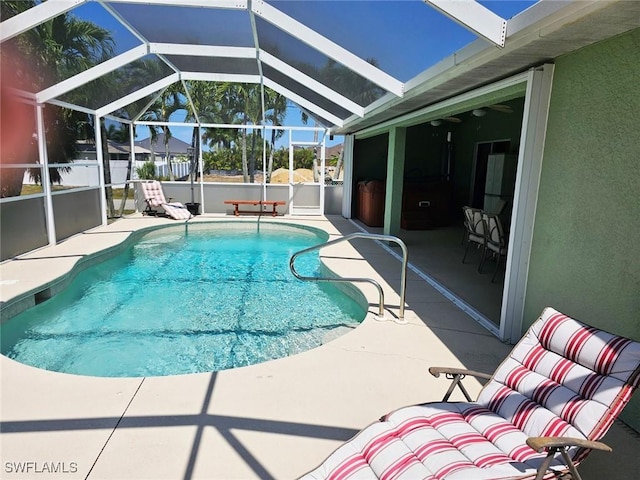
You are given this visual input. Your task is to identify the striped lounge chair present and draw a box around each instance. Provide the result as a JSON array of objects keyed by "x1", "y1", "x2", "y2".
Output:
[
  {"x1": 301, "y1": 307, "x2": 640, "y2": 480},
  {"x1": 140, "y1": 180, "x2": 192, "y2": 220}
]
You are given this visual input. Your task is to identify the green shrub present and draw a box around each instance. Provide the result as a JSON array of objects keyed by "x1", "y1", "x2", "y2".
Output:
[{"x1": 136, "y1": 161, "x2": 156, "y2": 180}]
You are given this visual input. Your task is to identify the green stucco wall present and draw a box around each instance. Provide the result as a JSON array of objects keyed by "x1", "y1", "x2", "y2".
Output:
[{"x1": 524, "y1": 29, "x2": 640, "y2": 429}]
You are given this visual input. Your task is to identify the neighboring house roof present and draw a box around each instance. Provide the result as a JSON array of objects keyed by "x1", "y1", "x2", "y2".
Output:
[
  {"x1": 326, "y1": 144, "x2": 343, "y2": 159},
  {"x1": 76, "y1": 139, "x2": 150, "y2": 155},
  {"x1": 135, "y1": 134, "x2": 191, "y2": 155}
]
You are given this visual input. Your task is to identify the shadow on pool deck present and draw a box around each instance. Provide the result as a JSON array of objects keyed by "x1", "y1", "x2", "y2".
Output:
[{"x1": 0, "y1": 214, "x2": 638, "y2": 479}]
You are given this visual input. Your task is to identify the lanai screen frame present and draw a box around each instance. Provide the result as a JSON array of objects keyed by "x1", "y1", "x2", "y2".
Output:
[{"x1": 1, "y1": 0, "x2": 510, "y2": 246}]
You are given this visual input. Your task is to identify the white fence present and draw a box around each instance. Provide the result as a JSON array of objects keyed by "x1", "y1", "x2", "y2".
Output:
[
  {"x1": 152, "y1": 161, "x2": 190, "y2": 180},
  {"x1": 23, "y1": 160, "x2": 191, "y2": 187}
]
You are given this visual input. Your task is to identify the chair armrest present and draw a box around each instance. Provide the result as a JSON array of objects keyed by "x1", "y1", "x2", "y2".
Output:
[
  {"x1": 527, "y1": 437, "x2": 611, "y2": 480},
  {"x1": 429, "y1": 367, "x2": 492, "y2": 380},
  {"x1": 527, "y1": 437, "x2": 612, "y2": 453},
  {"x1": 428, "y1": 367, "x2": 492, "y2": 402}
]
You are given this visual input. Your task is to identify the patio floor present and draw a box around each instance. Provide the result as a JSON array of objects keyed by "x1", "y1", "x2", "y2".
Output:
[{"x1": 0, "y1": 214, "x2": 637, "y2": 479}]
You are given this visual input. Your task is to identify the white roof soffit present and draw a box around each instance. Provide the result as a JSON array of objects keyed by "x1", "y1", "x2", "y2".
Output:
[
  {"x1": 424, "y1": 0, "x2": 507, "y2": 48},
  {"x1": 251, "y1": 0, "x2": 405, "y2": 98}
]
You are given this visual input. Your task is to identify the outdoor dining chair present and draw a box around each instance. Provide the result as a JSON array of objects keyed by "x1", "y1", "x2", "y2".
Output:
[
  {"x1": 462, "y1": 206, "x2": 486, "y2": 267},
  {"x1": 301, "y1": 307, "x2": 640, "y2": 480},
  {"x1": 480, "y1": 212, "x2": 508, "y2": 283}
]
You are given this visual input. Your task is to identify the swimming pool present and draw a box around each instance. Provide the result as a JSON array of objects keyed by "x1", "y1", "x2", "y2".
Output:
[{"x1": 0, "y1": 222, "x2": 367, "y2": 377}]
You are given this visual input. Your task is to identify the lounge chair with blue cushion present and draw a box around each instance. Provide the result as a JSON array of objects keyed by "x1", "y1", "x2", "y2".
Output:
[
  {"x1": 140, "y1": 180, "x2": 192, "y2": 220},
  {"x1": 301, "y1": 307, "x2": 640, "y2": 480}
]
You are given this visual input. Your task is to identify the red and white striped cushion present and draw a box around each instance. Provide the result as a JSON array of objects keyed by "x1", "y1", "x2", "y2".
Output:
[
  {"x1": 478, "y1": 307, "x2": 640, "y2": 444},
  {"x1": 303, "y1": 403, "x2": 564, "y2": 480},
  {"x1": 301, "y1": 308, "x2": 640, "y2": 479}
]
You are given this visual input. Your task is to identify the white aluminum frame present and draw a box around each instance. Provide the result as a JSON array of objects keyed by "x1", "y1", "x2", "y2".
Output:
[
  {"x1": 1, "y1": 0, "x2": 516, "y2": 132},
  {"x1": 424, "y1": 0, "x2": 507, "y2": 47},
  {"x1": 500, "y1": 64, "x2": 554, "y2": 343},
  {"x1": 36, "y1": 104, "x2": 56, "y2": 246},
  {"x1": 95, "y1": 73, "x2": 180, "y2": 117},
  {"x1": 36, "y1": 45, "x2": 150, "y2": 103},
  {"x1": 0, "y1": 0, "x2": 85, "y2": 42},
  {"x1": 150, "y1": 43, "x2": 256, "y2": 59},
  {"x1": 288, "y1": 138, "x2": 326, "y2": 216},
  {"x1": 252, "y1": 0, "x2": 405, "y2": 98},
  {"x1": 263, "y1": 78, "x2": 345, "y2": 128},
  {"x1": 104, "y1": 0, "x2": 247, "y2": 9},
  {"x1": 259, "y1": 51, "x2": 365, "y2": 117}
]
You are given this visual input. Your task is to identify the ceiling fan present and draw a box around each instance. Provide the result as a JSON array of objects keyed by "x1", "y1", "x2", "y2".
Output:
[
  {"x1": 430, "y1": 116, "x2": 461, "y2": 126},
  {"x1": 472, "y1": 104, "x2": 514, "y2": 117},
  {"x1": 430, "y1": 104, "x2": 513, "y2": 125},
  {"x1": 487, "y1": 104, "x2": 513, "y2": 113}
]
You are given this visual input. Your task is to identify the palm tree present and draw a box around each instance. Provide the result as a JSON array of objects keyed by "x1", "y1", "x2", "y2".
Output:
[
  {"x1": 264, "y1": 89, "x2": 287, "y2": 182},
  {"x1": 320, "y1": 58, "x2": 385, "y2": 106},
  {"x1": 105, "y1": 123, "x2": 128, "y2": 143},
  {"x1": 183, "y1": 81, "x2": 223, "y2": 203},
  {"x1": 0, "y1": 1, "x2": 114, "y2": 197},
  {"x1": 141, "y1": 83, "x2": 186, "y2": 180}
]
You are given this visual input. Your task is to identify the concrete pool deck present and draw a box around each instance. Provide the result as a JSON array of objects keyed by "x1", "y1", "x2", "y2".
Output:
[{"x1": 1, "y1": 214, "x2": 638, "y2": 479}]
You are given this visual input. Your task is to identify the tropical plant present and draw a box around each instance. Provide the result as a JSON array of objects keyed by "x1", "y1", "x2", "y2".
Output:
[
  {"x1": 105, "y1": 123, "x2": 128, "y2": 143},
  {"x1": 136, "y1": 161, "x2": 157, "y2": 180},
  {"x1": 141, "y1": 83, "x2": 186, "y2": 181},
  {"x1": 264, "y1": 89, "x2": 287, "y2": 182},
  {"x1": 0, "y1": 1, "x2": 114, "y2": 198}
]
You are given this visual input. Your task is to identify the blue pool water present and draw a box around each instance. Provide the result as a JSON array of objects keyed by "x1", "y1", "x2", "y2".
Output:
[{"x1": 1, "y1": 222, "x2": 366, "y2": 377}]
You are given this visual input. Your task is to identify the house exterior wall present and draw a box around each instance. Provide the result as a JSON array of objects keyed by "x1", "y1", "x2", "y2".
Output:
[{"x1": 523, "y1": 29, "x2": 640, "y2": 428}]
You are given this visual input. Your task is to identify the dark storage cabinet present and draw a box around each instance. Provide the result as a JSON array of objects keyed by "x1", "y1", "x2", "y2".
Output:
[
  {"x1": 401, "y1": 180, "x2": 452, "y2": 230},
  {"x1": 357, "y1": 180, "x2": 385, "y2": 227}
]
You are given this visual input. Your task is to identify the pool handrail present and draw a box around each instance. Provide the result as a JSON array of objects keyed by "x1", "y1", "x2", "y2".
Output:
[{"x1": 289, "y1": 233, "x2": 408, "y2": 324}]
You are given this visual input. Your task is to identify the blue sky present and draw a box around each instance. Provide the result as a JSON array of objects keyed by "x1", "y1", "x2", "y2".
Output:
[{"x1": 77, "y1": 1, "x2": 537, "y2": 148}]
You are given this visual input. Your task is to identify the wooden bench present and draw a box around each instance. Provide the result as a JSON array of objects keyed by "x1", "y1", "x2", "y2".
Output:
[{"x1": 224, "y1": 200, "x2": 285, "y2": 217}]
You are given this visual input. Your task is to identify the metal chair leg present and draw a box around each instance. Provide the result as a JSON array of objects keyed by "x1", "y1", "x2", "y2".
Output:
[
  {"x1": 478, "y1": 245, "x2": 487, "y2": 273},
  {"x1": 491, "y1": 253, "x2": 502, "y2": 282},
  {"x1": 462, "y1": 239, "x2": 471, "y2": 263}
]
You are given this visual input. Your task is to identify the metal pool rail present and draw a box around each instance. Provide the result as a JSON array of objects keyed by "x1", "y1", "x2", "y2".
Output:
[{"x1": 289, "y1": 233, "x2": 408, "y2": 323}]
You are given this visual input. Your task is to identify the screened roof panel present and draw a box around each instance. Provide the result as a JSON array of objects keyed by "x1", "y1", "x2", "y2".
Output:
[
  {"x1": 110, "y1": 92, "x2": 164, "y2": 121},
  {"x1": 105, "y1": 3, "x2": 254, "y2": 47},
  {"x1": 165, "y1": 56, "x2": 259, "y2": 76},
  {"x1": 59, "y1": 55, "x2": 174, "y2": 110},
  {"x1": 268, "y1": 0, "x2": 477, "y2": 82},
  {"x1": 71, "y1": 2, "x2": 143, "y2": 55},
  {"x1": 1, "y1": 0, "x2": 552, "y2": 131},
  {"x1": 256, "y1": 17, "x2": 387, "y2": 107},
  {"x1": 262, "y1": 64, "x2": 353, "y2": 120}
]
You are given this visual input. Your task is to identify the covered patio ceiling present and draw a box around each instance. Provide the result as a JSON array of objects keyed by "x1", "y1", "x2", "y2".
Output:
[{"x1": 1, "y1": 0, "x2": 521, "y2": 132}]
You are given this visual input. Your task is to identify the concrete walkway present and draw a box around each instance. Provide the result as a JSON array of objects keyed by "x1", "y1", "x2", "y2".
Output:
[{"x1": 0, "y1": 214, "x2": 637, "y2": 479}]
